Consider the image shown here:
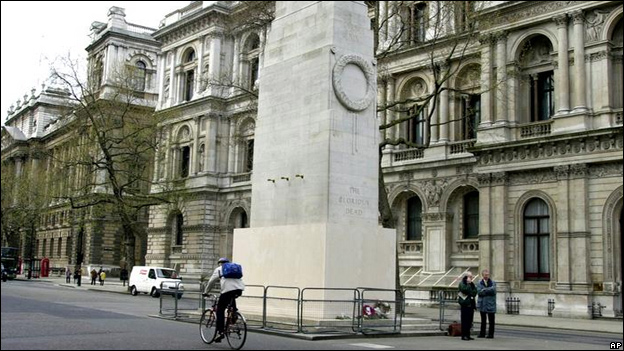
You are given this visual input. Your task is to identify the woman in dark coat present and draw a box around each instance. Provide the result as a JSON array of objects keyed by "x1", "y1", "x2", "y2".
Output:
[{"x1": 458, "y1": 271, "x2": 477, "y2": 341}]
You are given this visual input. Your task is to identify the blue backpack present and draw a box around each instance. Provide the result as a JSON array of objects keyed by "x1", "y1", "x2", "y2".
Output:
[{"x1": 221, "y1": 263, "x2": 243, "y2": 279}]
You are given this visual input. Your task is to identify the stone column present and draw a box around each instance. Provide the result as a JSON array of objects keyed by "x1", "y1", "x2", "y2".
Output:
[
  {"x1": 227, "y1": 119, "x2": 236, "y2": 173},
  {"x1": 439, "y1": 78, "x2": 449, "y2": 142},
  {"x1": 554, "y1": 165, "x2": 571, "y2": 289},
  {"x1": 378, "y1": 79, "x2": 387, "y2": 141},
  {"x1": 477, "y1": 174, "x2": 493, "y2": 274},
  {"x1": 507, "y1": 62, "x2": 518, "y2": 126},
  {"x1": 568, "y1": 164, "x2": 590, "y2": 289},
  {"x1": 195, "y1": 36, "x2": 205, "y2": 95},
  {"x1": 168, "y1": 51, "x2": 176, "y2": 106},
  {"x1": 105, "y1": 45, "x2": 116, "y2": 84},
  {"x1": 488, "y1": 172, "x2": 508, "y2": 282},
  {"x1": 232, "y1": 36, "x2": 240, "y2": 90},
  {"x1": 192, "y1": 116, "x2": 201, "y2": 175},
  {"x1": 206, "y1": 116, "x2": 218, "y2": 172},
  {"x1": 430, "y1": 94, "x2": 440, "y2": 143},
  {"x1": 572, "y1": 11, "x2": 587, "y2": 111},
  {"x1": 555, "y1": 14, "x2": 570, "y2": 114},
  {"x1": 479, "y1": 35, "x2": 493, "y2": 126},
  {"x1": 387, "y1": 76, "x2": 398, "y2": 142},
  {"x1": 208, "y1": 35, "x2": 222, "y2": 96},
  {"x1": 157, "y1": 53, "x2": 166, "y2": 107},
  {"x1": 495, "y1": 32, "x2": 507, "y2": 123},
  {"x1": 163, "y1": 126, "x2": 172, "y2": 180}
]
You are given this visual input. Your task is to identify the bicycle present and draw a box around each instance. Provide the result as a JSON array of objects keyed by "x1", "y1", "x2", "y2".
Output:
[{"x1": 200, "y1": 293, "x2": 247, "y2": 350}]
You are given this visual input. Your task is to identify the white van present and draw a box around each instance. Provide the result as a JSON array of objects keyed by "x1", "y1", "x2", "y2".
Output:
[{"x1": 129, "y1": 266, "x2": 184, "y2": 298}]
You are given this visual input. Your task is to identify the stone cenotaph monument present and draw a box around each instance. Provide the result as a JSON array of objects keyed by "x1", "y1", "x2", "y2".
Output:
[{"x1": 233, "y1": 1, "x2": 396, "y2": 293}]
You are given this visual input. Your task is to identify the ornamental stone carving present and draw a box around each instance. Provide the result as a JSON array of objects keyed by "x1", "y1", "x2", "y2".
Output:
[
  {"x1": 570, "y1": 163, "x2": 588, "y2": 179},
  {"x1": 491, "y1": 172, "x2": 508, "y2": 186},
  {"x1": 332, "y1": 54, "x2": 376, "y2": 112},
  {"x1": 554, "y1": 165, "x2": 570, "y2": 180},
  {"x1": 585, "y1": 10, "x2": 609, "y2": 42},
  {"x1": 422, "y1": 178, "x2": 448, "y2": 207},
  {"x1": 477, "y1": 173, "x2": 491, "y2": 186},
  {"x1": 589, "y1": 163, "x2": 623, "y2": 178}
]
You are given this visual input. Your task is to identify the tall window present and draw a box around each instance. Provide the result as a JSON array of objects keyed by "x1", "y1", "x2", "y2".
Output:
[
  {"x1": 174, "y1": 213, "x2": 184, "y2": 246},
  {"x1": 463, "y1": 191, "x2": 479, "y2": 239},
  {"x1": 245, "y1": 139, "x2": 254, "y2": 172},
  {"x1": 406, "y1": 196, "x2": 423, "y2": 241},
  {"x1": 524, "y1": 198, "x2": 550, "y2": 280},
  {"x1": 461, "y1": 95, "x2": 480, "y2": 140},
  {"x1": 530, "y1": 71, "x2": 554, "y2": 122},
  {"x1": 180, "y1": 146, "x2": 190, "y2": 178},
  {"x1": 134, "y1": 60, "x2": 147, "y2": 91},
  {"x1": 243, "y1": 34, "x2": 260, "y2": 90},
  {"x1": 402, "y1": 3, "x2": 426, "y2": 44},
  {"x1": 407, "y1": 105, "x2": 425, "y2": 145},
  {"x1": 57, "y1": 238, "x2": 62, "y2": 257},
  {"x1": 182, "y1": 49, "x2": 196, "y2": 101},
  {"x1": 455, "y1": 1, "x2": 474, "y2": 32}
]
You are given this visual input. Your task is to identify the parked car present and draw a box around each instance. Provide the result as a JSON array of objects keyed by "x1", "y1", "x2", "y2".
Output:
[{"x1": 128, "y1": 266, "x2": 183, "y2": 298}]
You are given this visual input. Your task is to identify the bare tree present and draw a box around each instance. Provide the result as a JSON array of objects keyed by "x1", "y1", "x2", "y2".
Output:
[{"x1": 49, "y1": 55, "x2": 179, "y2": 270}]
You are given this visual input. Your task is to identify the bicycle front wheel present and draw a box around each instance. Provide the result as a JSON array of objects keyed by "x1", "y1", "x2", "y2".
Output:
[
  {"x1": 226, "y1": 312, "x2": 247, "y2": 350},
  {"x1": 199, "y1": 309, "x2": 217, "y2": 344}
]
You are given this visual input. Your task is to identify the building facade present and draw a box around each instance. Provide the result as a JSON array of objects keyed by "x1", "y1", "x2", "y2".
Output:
[{"x1": 1, "y1": 1, "x2": 621, "y2": 317}]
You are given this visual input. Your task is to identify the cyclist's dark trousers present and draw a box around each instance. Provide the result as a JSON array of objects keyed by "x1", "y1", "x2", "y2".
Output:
[{"x1": 217, "y1": 290, "x2": 243, "y2": 334}]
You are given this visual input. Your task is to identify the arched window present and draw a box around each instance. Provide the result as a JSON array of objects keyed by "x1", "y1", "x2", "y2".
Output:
[
  {"x1": 400, "y1": 78, "x2": 428, "y2": 147},
  {"x1": 401, "y1": 2, "x2": 427, "y2": 44},
  {"x1": 455, "y1": 64, "x2": 481, "y2": 141},
  {"x1": 134, "y1": 60, "x2": 147, "y2": 91},
  {"x1": 243, "y1": 34, "x2": 261, "y2": 90},
  {"x1": 610, "y1": 18, "x2": 623, "y2": 109},
  {"x1": 463, "y1": 191, "x2": 479, "y2": 239},
  {"x1": 406, "y1": 196, "x2": 423, "y2": 241},
  {"x1": 182, "y1": 48, "x2": 196, "y2": 101},
  {"x1": 174, "y1": 213, "x2": 184, "y2": 246},
  {"x1": 524, "y1": 198, "x2": 550, "y2": 280},
  {"x1": 180, "y1": 146, "x2": 190, "y2": 178},
  {"x1": 518, "y1": 36, "x2": 555, "y2": 123}
]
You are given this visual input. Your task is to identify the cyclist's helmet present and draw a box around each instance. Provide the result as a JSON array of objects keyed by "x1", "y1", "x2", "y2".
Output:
[{"x1": 217, "y1": 257, "x2": 230, "y2": 264}]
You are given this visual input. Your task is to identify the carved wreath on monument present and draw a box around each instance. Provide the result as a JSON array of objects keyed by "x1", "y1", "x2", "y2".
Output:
[{"x1": 332, "y1": 54, "x2": 375, "y2": 112}]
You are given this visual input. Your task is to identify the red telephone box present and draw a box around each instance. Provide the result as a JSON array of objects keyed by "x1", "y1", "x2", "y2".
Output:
[{"x1": 40, "y1": 258, "x2": 50, "y2": 277}]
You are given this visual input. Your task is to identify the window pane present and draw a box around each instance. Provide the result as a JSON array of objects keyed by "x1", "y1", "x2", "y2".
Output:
[
  {"x1": 525, "y1": 198, "x2": 548, "y2": 216},
  {"x1": 525, "y1": 236, "x2": 538, "y2": 274},
  {"x1": 540, "y1": 235, "x2": 550, "y2": 274},
  {"x1": 524, "y1": 219, "x2": 537, "y2": 234},
  {"x1": 407, "y1": 197, "x2": 422, "y2": 241},
  {"x1": 539, "y1": 218, "x2": 549, "y2": 234}
]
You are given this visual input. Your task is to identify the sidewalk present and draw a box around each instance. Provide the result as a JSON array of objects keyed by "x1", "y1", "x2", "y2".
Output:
[{"x1": 14, "y1": 275, "x2": 624, "y2": 336}]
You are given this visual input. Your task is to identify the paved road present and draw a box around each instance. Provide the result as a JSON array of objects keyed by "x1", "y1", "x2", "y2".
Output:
[{"x1": 1, "y1": 280, "x2": 622, "y2": 350}]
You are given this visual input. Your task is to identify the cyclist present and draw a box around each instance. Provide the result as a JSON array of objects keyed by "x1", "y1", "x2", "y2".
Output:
[{"x1": 203, "y1": 257, "x2": 245, "y2": 343}]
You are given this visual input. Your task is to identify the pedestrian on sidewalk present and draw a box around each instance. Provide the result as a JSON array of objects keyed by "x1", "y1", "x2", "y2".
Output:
[
  {"x1": 477, "y1": 269, "x2": 497, "y2": 339},
  {"x1": 65, "y1": 267, "x2": 72, "y2": 283},
  {"x1": 90, "y1": 269, "x2": 98, "y2": 285},
  {"x1": 99, "y1": 270, "x2": 106, "y2": 286},
  {"x1": 120, "y1": 267, "x2": 128, "y2": 287},
  {"x1": 458, "y1": 271, "x2": 477, "y2": 341}
]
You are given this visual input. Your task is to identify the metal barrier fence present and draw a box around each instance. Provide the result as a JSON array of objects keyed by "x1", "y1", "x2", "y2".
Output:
[
  {"x1": 402, "y1": 288, "x2": 460, "y2": 331},
  {"x1": 264, "y1": 286, "x2": 300, "y2": 332},
  {"x1": 159, "y1": 281, "x2": 202, "y2": 321},
  {"x1": 159, "y1": 284, "x2": 445, "y2": 335},
  {"x1": 300, "y1": 288, "x2": 360, "y2": 334},
  {"x1": 505, "y1": 297, "x2": 520, "y2": 315},
  {"x1": 359, "y1": 288, "x2": 402, "y2": 335}
]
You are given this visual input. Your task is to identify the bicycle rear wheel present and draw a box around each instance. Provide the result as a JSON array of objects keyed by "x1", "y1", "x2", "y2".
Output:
[
  {"x1": 199, "y1": 309, "x2": 217, "y2": 344},
  {"x1": 226, "y1": 312, "x2": 247, "y2": 350}
]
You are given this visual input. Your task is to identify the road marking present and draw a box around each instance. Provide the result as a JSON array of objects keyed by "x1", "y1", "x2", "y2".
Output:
[{"x1": 349, "y1": 343, "x2": 394, "y2": 349}]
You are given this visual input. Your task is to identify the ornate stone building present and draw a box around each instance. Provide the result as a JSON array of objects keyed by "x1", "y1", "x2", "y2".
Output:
[
  {"x1": 1, "y1": 1, "x2": 621, "y2": 317},
  {"x1": 377, "y1": 1, "x2": 622, "y2": 317}
]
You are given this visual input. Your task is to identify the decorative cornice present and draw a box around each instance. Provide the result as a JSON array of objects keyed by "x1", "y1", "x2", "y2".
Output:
[
  {"x1": 557, "y1": 231, "x2": 590, "y2": 238},
  {"x1": 585, "y1": 50, "x2": 608, "y2": 63},
  {"x1": 422, "y1": 212, "x2": 453, "y2": 222},
  {"x1": 570, "y1": 10, "x2": 584, "y2": 25},
  {"x1": 486, "y1": 2, "x2": 577, "y2": 29},
  {"x1": 569, "y1": 163, "x2": 588, "y2": 179},
  {"x1": 473, "y1": 132, "x2": 623, "y2": 167},
  {"x1": 554, "y1": 165, "x2": 570, "y2": 180},
  {"x1": 553, "y1": 14, "x2": 568, "y2": 27},
  {"x1": 477, "y1": 173, "x2": 491, "y2": 186},
  {"x1": 589, "y1": 162, "x2": 623, "y2": 178},
  {"x1": 491, "y1": 172, "x2": 508, "y2": 186}
]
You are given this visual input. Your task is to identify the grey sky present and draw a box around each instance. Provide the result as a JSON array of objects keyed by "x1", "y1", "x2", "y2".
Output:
[{"x1": 1, "y1": 1, "x2": 183, "y2": 125}]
